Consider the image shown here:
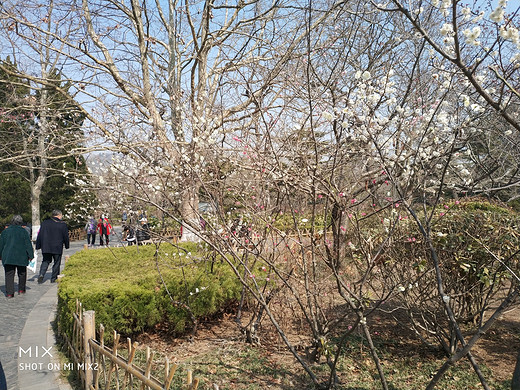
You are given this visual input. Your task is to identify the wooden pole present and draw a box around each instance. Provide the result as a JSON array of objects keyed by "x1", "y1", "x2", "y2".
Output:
[{"x1": 83, "y1": 310, "x2": 95, "y2": 390}]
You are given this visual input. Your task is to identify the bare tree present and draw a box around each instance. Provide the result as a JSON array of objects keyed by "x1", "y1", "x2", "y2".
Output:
[{"x1": 0, "y1": 1, "x2": 89, "y2": 234}]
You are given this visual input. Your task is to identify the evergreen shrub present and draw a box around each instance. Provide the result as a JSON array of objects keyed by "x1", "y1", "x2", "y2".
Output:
[{"x1": 57, "y1": 243, "x2": 242, "y2": 341}]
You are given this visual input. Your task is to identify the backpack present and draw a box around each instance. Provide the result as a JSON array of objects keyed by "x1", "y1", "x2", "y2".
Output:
[{"x1": 87, "y1": 219, "x2": 96, "y2": 233}]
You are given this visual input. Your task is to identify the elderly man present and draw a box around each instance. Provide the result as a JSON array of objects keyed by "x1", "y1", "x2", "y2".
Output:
[{"x1": 36, "y1": 209, "x2": 70, "y2": 283}]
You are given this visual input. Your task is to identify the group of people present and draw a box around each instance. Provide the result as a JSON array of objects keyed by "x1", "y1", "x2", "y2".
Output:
[
  {"x1": 84, "y1": 214, "x2": 113, "y2": 247},
  {"x1": 1, "y1": 210, "x2": 152, "y2": 298},
  {"x1": 122, "y1": 216, "x2": 151, "y2": 245},
  {"x1": 0, "y1": 210, "x2": 69, "y2": 298}
]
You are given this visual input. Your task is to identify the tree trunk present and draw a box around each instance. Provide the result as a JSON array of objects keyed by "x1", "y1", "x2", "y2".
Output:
[
  {"x1": 30, "y1": 171, "x2": 46, "y2": 241},
  {"x1": 179, "y1": 181, "x2": 200, "y2": 242}
]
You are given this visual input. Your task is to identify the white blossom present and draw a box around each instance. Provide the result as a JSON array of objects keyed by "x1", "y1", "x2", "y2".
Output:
[
  {"x1": 500, "y1": 26, "x2": 520, "y2": 45},
  {"x1": 440, "y1": 23, "x2": 454, "y2": 37},
  {"x1": 490, "y1": 7, "x2": 505, "y2": 23},
  {"x1": 322, "y1": 111, "x2": 335, "y2": 121},
  {"x1": 463, "y1": 26, "x2": 481, "y2": 45}
]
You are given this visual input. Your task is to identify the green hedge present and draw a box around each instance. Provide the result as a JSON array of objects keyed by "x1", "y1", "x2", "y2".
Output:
[{"x1": 57, "y1": 243, "x2": 242, "y2": 341}]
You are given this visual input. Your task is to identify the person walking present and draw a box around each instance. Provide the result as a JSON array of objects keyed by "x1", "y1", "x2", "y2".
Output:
[
  {"x1": 36, "y1": 209, "x2": 70, "y2": 284},
  {"x1": 0, "y1": 359, "x2": 6, "y2": 390},
  {"x1": 97, "y1": 215, "x2": 112, "y2": 246},
  {"x1": 84, "y1": 215, "x2": 97, "y2": 247},
  {"x1": 0, "y1": 215, "x2": 34, "y2": 298}
]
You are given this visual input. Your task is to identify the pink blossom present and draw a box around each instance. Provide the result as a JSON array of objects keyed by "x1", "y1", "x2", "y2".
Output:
[{"x1": 351, "y1": 198, "x2": 357, "y2": 204}]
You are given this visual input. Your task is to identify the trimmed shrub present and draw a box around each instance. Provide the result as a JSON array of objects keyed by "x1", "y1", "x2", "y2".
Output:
[{"x1": 57, "y1": 243, "x2": 242, "y2": 341}]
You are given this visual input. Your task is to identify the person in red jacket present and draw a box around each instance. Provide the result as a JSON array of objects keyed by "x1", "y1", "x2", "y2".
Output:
[{"x1": 97, "y1": 215, "x2": 112, "y2": 247}]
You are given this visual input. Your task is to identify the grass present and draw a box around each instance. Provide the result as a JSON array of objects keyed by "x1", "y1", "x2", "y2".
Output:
[{"x1": 159, "y1": 333, "x2": 512, "y2": 389}]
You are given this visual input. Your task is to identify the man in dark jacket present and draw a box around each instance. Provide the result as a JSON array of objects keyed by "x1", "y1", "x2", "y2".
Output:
[
  {"x1": 36, "y1": 209, "x2": 70, "y2": 283},
  {"x1": 0, "y1": 215, "x2": 34, "y2": 297}
]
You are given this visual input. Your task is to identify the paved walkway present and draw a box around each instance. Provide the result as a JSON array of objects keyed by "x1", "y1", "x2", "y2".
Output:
[{"x1": 0, "y1": 228, "x2": 124, "y2": 390}]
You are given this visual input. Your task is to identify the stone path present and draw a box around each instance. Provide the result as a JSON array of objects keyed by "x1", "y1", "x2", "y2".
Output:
[{"x1": 0, "y1": 227, "x2": 124, "y2": 390}]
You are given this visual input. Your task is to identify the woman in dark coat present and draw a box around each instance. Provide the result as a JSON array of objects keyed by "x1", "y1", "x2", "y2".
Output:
[{"x1": 0, "y1": 215, "x2": 34, "y2": 298}]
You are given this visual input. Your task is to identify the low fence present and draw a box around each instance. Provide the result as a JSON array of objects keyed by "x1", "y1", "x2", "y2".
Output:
[
  {"x1": 61, "y1": 300, "x2": 200, "y2": 390},
  {"x1": 70, "y1": 228, "x2": 86, "y2": 241}
]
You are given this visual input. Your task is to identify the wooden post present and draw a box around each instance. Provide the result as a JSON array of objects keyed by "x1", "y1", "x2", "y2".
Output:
[{"x1": 83, "y1": 310, "x2": 95, "y2": 390}]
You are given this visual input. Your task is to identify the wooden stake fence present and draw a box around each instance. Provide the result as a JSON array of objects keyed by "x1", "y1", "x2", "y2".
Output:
[{"x1": 61, "y1": 300, "x2": 200, "y2": 390}]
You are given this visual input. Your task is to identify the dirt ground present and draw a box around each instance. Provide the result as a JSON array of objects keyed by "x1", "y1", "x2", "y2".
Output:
[
  {"x1": 133, "y1": 301, "x2": 520, "y2": 389},
  {"x1": 471, "y1": 306, "x2": 520, "y2": 382}
]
